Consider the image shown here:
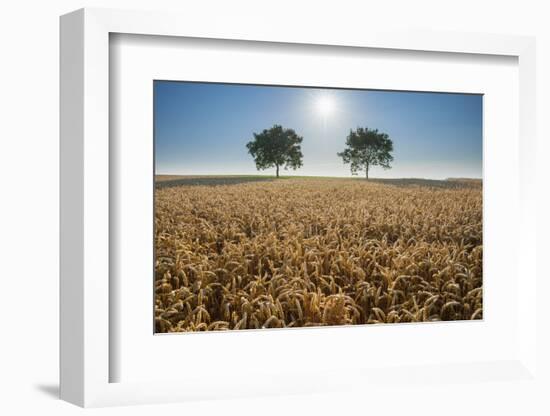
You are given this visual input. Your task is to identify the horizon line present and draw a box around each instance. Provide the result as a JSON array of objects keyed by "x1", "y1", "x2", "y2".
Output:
[{"x1": 155, "y1": 173, "x2": 483, "y2": 180}]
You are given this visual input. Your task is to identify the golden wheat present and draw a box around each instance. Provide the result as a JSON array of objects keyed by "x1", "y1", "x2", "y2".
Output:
[{"x1": 154, "y1": 178, "x2": 482, "y2": 332}]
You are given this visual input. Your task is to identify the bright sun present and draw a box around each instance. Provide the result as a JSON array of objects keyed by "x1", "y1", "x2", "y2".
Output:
[{"x1": 315, "y1": 95, "x2": 335, "y2": 118}]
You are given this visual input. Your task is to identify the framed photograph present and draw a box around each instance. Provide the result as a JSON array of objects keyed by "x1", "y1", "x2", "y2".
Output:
[
  {"x1": 152, "y1": 80, "x2": 484, "y2": 334},
  {"x1": 60, "y1": 8, "x2": 538, "y2": 407}
]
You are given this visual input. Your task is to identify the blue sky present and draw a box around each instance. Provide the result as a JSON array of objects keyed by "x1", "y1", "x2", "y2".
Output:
[{"x1": 154, "y1": 81, "x2": 482, "y2": 179}]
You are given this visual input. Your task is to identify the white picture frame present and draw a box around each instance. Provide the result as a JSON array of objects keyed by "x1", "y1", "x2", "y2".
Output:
[{"x1": 60, "y1": 7, "x2": 538, "y2": 408}]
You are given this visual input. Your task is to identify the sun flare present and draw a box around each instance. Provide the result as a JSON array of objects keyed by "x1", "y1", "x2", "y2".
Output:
[{"x1": 315, "y1": 95, "x2": 336, "y2": 118}]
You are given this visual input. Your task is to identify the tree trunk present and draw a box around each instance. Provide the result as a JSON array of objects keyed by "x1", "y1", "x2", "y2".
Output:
[
  {"x1": 365, "y1": 164, "x2": 369, "y2": 180},
  {"x1": 276, "y1": 164, "x2": 279, "y2": 178}
]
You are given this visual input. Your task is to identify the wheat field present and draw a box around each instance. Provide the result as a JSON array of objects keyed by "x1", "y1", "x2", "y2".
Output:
[{"x1": 154, "y1": 177, "x2": 482, "y2": 332}]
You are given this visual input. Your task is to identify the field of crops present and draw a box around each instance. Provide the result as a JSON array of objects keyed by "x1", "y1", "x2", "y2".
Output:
[{"x1": 154, "y1": 177, "x2": 482, "y2": 332}]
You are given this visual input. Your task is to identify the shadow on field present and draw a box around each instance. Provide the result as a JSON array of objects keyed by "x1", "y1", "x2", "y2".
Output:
[
  {"x1": 370, "y1": 178, "x2": 482, "y2": 189},
  {"x1": 155, "y1": 175, "x2": 482, "y2": 189},
  {"x1": 155, "y1": 176, "x2": 277, "y2": 188}
]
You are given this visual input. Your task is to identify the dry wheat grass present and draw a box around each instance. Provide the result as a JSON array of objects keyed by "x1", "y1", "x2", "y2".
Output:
[{"x1": 154, "y1": 178, "x2": 482, "y2": 332}]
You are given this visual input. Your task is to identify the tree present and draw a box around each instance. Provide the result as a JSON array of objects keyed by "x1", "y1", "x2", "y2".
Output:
[
  {"x1": 246, "y1": 125, "x2": 303, "y2": 178},
  {"x1": 337, "y1": 127, "x2": 394, "y2": 179}
]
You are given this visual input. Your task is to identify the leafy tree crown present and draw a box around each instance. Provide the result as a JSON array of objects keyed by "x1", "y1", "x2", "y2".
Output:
[
  {"x1": 246, "y1": 125, "x2": 303, "y2": 175},
  {"x1": 337, "y1": 127, "x2": 394, "y2": 177}
]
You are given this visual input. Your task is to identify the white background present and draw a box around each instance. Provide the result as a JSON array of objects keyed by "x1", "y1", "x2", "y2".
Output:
[{"x1": 0, "y1": 0, "x2": 548, "y2": 415}]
